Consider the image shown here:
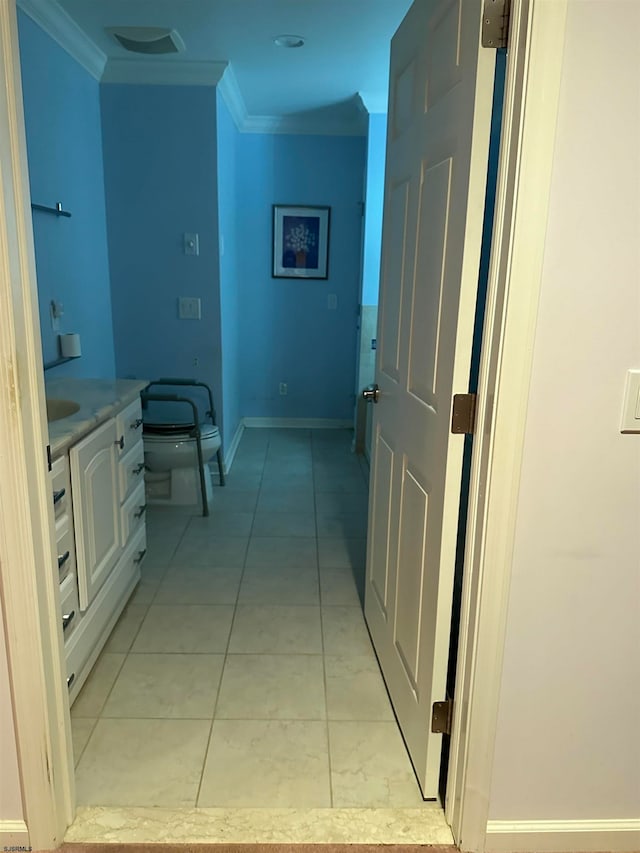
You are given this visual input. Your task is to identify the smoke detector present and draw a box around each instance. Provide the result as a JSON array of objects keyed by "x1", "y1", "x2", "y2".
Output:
[{"x1": 107, "y1": 27, "x2": 185, "y2": 55}]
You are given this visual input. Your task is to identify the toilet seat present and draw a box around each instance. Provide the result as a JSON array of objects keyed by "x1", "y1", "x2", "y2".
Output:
[{"x1": 143, "y1": 422, "x2": 220, "y2": 442}]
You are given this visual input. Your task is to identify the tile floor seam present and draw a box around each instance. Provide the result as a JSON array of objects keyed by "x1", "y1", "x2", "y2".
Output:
[
  {"x1": 194, "y1": 500, "x2": 253, "y2": 809},
  {"x1": 312, "y1": 436, "x2": 335, "y2": 808}
]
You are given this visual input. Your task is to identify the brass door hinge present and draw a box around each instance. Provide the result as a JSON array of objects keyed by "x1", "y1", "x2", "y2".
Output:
[
  {"x1": 482, "y1": 0, "x2": 511, "y2": 49},
  {"x1": 431, "y1": 699, "x2": 453, "y2": 735},
  {"x1": 451, "y1": 393, "x2": 477, "y2": 435}
]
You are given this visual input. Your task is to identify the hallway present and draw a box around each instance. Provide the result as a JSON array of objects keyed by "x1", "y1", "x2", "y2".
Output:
[{"x1": 70, "y1": 428, "x2": 427, "y2": 809}]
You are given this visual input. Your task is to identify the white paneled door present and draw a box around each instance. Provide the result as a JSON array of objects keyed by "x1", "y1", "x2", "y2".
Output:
[{"x1": 364, "y1": 0, "x2": 496, "y2": 797}]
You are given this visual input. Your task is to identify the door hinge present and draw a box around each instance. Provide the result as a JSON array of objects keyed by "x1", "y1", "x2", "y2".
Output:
[
  {"x1": 482, "y1": 0, "x2": 511, "y2": 49},
  {"x1": 431, "y1": 699, "x2": 453, "y2": 735},
  {"x1": 46, "y1": 444, "x2": 52, "y2": 472},
  {"x1": 451, "y1": 393, "x2": 477, "y2": 435}
]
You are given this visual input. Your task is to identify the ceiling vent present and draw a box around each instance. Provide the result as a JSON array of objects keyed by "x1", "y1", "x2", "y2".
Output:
[{"x1": 107, "y1": 27, "x2": 185, "y2": 55}]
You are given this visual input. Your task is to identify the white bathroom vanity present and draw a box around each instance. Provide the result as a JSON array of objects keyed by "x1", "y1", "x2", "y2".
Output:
[{"x1": 46, "y1": 377, "x2": 148, "y2": 704}]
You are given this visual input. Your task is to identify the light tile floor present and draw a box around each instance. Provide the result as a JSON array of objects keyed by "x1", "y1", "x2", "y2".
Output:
[{"x1": 72, "y1": 428, "x2": 427, "y2": 810}]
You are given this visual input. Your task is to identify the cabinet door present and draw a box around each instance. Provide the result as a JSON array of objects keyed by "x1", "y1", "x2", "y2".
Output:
[{"x1": 70, "y1": 417, "x2": 120, "y2": 610}]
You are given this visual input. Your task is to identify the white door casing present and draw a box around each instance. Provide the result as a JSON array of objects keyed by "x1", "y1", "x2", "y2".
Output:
[{"x1": 365, "y1": 0, "x2": 495, "y2": 797}]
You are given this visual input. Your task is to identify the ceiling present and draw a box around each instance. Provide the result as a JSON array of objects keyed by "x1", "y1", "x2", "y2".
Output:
[{"x1": 25, "y1": 0, "x2": 413, "y2": 133}]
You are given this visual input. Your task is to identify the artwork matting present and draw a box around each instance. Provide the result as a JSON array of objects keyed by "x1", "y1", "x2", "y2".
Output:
[{"x1": 272, "y1": 205, "x2": 330, "y2": 279}]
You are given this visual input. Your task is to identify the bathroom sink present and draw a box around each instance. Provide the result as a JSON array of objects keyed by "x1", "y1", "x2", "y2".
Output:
[{"x1": 46, "y1": 398, "x2": 80, "y2": 422}]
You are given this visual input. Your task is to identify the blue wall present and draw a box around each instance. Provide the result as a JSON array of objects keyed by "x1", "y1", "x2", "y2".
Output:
[
  {"x1": 18, "y1": 11, "x2": 116, "y2": 378},
  {"x1": 235, "y1": 133, "x2": 366, "y2": 420},
  {"x1": 100, "y1": 84, "x2": 223, "y2": 434},
  {"x1": 216, "y1": 92, "x2": 241, "y2": 449},
  {"x1": 362, "y1": 113, "x2": 387, "y2": 306}
]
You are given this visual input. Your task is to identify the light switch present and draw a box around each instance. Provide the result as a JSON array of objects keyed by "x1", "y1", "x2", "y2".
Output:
[
  {"x1": 184, "y1": 233, "x2": 199, "y2": 256},
  {"x1": 620, "y1": 369, "x2": 640, "y2": 433},
  {"x1": 328, "y1": 293, "x2": 337, "y2": 310},
  {"x1": 178, "y1": 297, "x2": 201, "y2": 320}
]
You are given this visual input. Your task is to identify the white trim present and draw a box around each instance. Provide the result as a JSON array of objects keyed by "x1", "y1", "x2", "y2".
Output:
[
  {"x1": 241, "y1": 112, "x2": 367, "y2": 137},
  {"x1": 222, "y1": 419, "x2": 245, "y2": 473},
  {"x1": 357, "y1": 90, "x2": 388, "y2": 115},
  {"x1": 0, "y1": 1, "x2": 73, "y2": 847},
  {"x1": 217, "y1": 64, "x2": 248, "y2": 129},
  {"x1": 485, "y1": 819, "x2": 640, "y2": 853},
  {"x1": 445, "y1": 2, "x2": 568, "y2": 851},
  {"x1": 16, "y1": 0, "x2": 105, "y2": 80},
  {"x1": 0, "y1": 820, "x2": 30, "y2": 846},
  {"x1": 102, "y1": 58, "x2": 227, "y2": 86},
  {"x1": 218, "y1": 65, "x2": 366, "y2": 136},
  {"x1": 243, "y1": 417, "x2": 353, "y2": 429}
]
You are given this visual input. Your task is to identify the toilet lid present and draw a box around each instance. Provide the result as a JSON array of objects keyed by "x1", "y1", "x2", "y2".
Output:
[{"x1": 144, "y1": 422, "x2": 219, "y2": 440}]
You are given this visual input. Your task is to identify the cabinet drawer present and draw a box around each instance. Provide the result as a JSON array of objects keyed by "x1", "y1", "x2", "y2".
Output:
[
  {"x1": 59, "y1": 571, "x2": 80, "y2": 643},
  {"x1": 118, "y1": 440, "x2": 146, "y2": 503},
  {"x1": 55, "y1": 515, "x2": 76, "y2": 584},
  {"x1": 116, "y1": 398, "x2": 144, "y2": 456},
  {"x1": 120, "y1": 480, "x2": 146, "y2": 546},
  {"x1": 51, "y1": 456, "x2": 71, "y2": 519}
]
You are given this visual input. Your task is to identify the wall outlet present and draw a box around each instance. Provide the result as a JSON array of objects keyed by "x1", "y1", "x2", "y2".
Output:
[
  {"x1": 184, "y1": 232, "x2": 199, "y2": 256},
  {"x1": 279, "y1": 382, "x2": 288, "y2": 395}
]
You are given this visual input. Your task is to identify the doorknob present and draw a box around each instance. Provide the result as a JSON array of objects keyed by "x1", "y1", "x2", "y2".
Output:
[{"x1": 362, "y1": 383, "x2": 379, "y2": 403}]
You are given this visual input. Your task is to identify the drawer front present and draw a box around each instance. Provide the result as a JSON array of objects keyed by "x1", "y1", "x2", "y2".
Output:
[
  {"x1": 51, "y1": 455, "x2": 71, "y2": 519},
  {"x1": 118, "y1": 440, "x2": 146, "y2": 503},
  {"x1": 116, "y1": 398, "x2": 144, "y2": 456},
  {"x1": 67, "y1": 525, "x2": 146, "y2": 703},
  {"x1": 55, "y1": 515, "x2": 76, "y2": 585},
  {"x1": 59, "y1": 571, "x2": 80, "y2": 643},
  {"x1": 120, "y1": 480, "x2": 146, "y2": 546}
]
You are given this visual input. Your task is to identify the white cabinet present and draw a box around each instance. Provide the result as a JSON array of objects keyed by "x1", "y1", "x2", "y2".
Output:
[
  {"x1": 70, "y1": 417, "x2": 121, "y2": 611},
  {"x1": 52, "y1": 393, "x2": 147, "y2": 704}
]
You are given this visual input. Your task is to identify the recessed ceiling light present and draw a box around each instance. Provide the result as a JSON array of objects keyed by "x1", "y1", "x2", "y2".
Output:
[{"x1": 273, "y1": 34, "x2": 305, "y2": 49}]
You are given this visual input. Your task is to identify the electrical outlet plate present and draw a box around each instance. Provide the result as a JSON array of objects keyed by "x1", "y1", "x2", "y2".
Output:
[{"x1": 184, "y1": 232, "x2": 199, "y2": 256}]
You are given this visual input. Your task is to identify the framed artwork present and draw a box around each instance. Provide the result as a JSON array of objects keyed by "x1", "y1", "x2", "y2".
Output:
[{"x1": 272, "y1": 205, "x2": 330, "y2": 279}]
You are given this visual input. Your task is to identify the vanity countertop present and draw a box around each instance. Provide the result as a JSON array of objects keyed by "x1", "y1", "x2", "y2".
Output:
[{"x1": 46, "y1": 377, "x2": 149, "y2": 458}]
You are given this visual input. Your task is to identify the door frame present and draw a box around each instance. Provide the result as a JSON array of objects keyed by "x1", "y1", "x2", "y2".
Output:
[{"x1": 0, "y1": 0, "x2": 566, "y2": 850}]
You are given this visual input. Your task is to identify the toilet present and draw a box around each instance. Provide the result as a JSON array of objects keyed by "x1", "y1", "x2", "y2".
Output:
[{"x1": 143, "y1": 421, "x2": 222, "y2": 507}]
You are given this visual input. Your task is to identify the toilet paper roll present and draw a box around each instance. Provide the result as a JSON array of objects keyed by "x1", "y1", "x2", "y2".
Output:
[{"x1": 60, "y1": 333, "x2": 81, "y2": 358}]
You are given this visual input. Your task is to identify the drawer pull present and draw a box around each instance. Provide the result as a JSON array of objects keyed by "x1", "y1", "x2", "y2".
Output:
[
  {"x1": 53, "y1": 488, "x2": 66, "y2": 505},
  {"x1": 66, "y1": 673, "x2": 75, "y2": 689},
  {"x1": 115, "y1": 435, "x2": 125, "y2": 450},
  {"x1": 134, "y1": 504, "x2": 147, "y2": 519},
  {"x1": 130, "y1": 418, "x2": 143, "y2": 430},
  {"x1": 62, "y1": 610, "x2": 75, "y2": 632},
  {"x1": 133, "y1": 462, "x2": 145, "y2": 476},
  {"x1": 134, "y1": 548, "x2": 147, "y2": 565},
  {"x1": 57, "y1": 550, "x2": 70, "y2": 570}
]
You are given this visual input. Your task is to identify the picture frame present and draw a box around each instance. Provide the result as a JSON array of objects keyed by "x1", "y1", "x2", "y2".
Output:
[{"x1": 272, "y1": 204, "x2": 330, "y2": 279}]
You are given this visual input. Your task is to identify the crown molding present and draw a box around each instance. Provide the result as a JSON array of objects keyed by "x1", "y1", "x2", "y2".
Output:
[
  {"x1": 358, "y1": 90, "x2": 389, "y2": 115},
  {"x1": 241, "y1": 113, "x2": 367, "y2": 137},
  {"x1": 218, "y1": 65, "x2": 365, "y2": 136},
  {"x1": 217, "y1": 64, "x2": 248, "y2": 127},
  {"x1": 17, "y1": 0, "x2": 106, "y2": 80},
  {"x1": 102, "y1": 58, "x2": 227, "y2": 86}
]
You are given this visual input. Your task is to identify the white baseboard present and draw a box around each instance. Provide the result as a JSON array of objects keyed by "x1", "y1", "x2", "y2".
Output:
[
  {"x1": 223, "y1": 420, "x2": 245, "y2": 473},
  {"x1": 485, "y1": 818, "x2": 640, "y2": 852},
  {"x1": 0, "y1": 819, "x2": 29, "y2": 847},
  {"x1": 243, "y1": 417, "x2": 353, "y2": 429}
]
